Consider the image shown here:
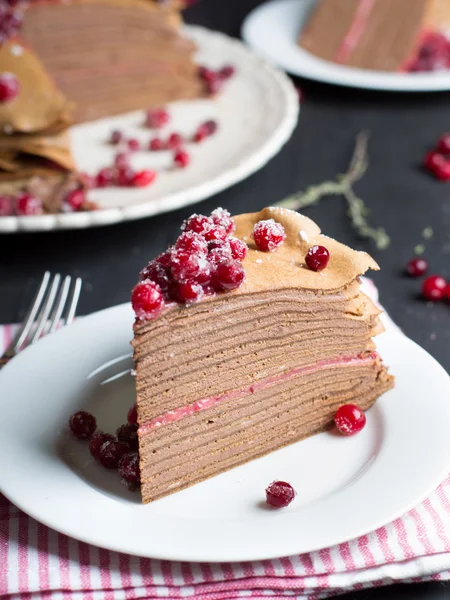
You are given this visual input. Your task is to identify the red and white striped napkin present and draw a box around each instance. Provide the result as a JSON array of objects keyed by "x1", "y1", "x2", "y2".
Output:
[{"x1": 1, "y1": 280, "x2": 450, "y2": 600}]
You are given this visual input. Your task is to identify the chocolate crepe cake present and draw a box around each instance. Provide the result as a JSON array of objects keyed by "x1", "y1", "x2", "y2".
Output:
[
  {"x1": 131, "y1": 206, "x2": 394, "y2": 504},
  {"x1": 298, "y1": 0, "x2": 450, "y2": 72},
  {"x1": 0, "y1": 0, "x2": 204, "y2": 215}
]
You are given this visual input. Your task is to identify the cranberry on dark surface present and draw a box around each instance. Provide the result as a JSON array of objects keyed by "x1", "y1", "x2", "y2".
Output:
[
  {"x1": 305, "y1": 245, "x2": 330, "y2": 271},
  {"x1": 213, "y1": 260, "x2": 245, "y2": 291},
  {"x1": 0, "y1": 195, "x2": 13, "y2": 216},
  {"x1": 65, "y1": 189, "x2": 86, "y2": 211},
  {"x1": 334, "y1": 404, "x2": 366, "y2": 435},
  {"x1": 265, "y1": 481, "x2": 295, "y2": 508},
  {"x1": 127, "y1": 404, "x2": 138, "y2": 425},
  {"x1": 253, "y1": 219, "x2": 286, "y2": 252},
  {"x1": 229, "y1": 237, "x2": 248, "y2": 261},
  {"x1": 176, "y1": 281, "x2": 204, "y2": 303},
  {"x1": 0, "y1": 72, "x2": 20, "y2": 103},
  {"x1": 145, "y1": 107, "x2": 170, "y2": 129},
  {"x1": 423, "y1": 151, "x2": 446, "y2": 173},
  {"x1": 96, "y1": 167, "x2": 114, "y2": 188},
  {"x1": 110, "y1": 130, "x2": 124, "y2": 145},
  {"x1": 131, "y1": 280, "x2": 164, "y2": 319},
  {"x1": 437, "y1": 134, "x2": 450, "y2": 154},
  {"x1": 173, "y1": 149, "x2": 190, "y2": 168},
  {"x1": 16, "y1": 193, "x2": 43, "y2": 216},
  {"x1": 118, "y1": 452, "x2": 140, "y2": 484},
  {"x1": 175, "y1": 231, "x2": 208, "y2": 255},
  {"x1": 407, "y1": 257, "x2": 429, "y2": 277},
  {"x1": 149, "y1": 137, "x2": 165, "y2": 151},
  {"x1": 182, "y1": 213, "x2": 213, "y2": 234},
  {"x1": 219, "y1": 65, "x2": 235, "y2": 79},
  {"x1": 116, "y1": 423, "x2": 139, "y2": 451},
  {"x1": 98, "y1": 440, "x2": 127, "y2": 469},
  {"x1": 422, "y1": 275, "x2": 447, "y2": 301},
  {"x1": 127, "y1": 138, "x2": 141, "y2": 152},
  {"x1": 69, "y1": 411, "x2": 97, "y2": 440},
  {"x1": 210, "y1": 207, "x2": 234, "y2": 234},
  {"x1": 89, "y1": 432, "x2": 116, "y2": 460},
  {"x1": 445, "y1": 284, "x2": 450, "y2": 302},
  {"x1": 132, "y1": 169, "x2": 157, "y2": 187}
]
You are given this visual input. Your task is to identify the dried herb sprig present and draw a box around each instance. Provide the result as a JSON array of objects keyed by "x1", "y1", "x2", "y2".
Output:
[{"x1": 275, "y1": 131, "x2": 390, "y2": 250}]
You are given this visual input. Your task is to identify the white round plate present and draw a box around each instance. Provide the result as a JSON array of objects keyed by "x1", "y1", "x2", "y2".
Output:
[
  {"x1": 0, "y1": 26, "x2": 298, "y2": 233},
  {"x1": 0, "y1": 293, "x2": 449, "y2": 562},
  {"x1": 242, "y1": 0, "x2": 450, "y2": 92}
]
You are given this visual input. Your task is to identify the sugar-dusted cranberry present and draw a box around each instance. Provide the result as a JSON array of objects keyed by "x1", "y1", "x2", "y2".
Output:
[
  {"x1": 265, "y1": 481, "x2": 295, "y2": 508},
  {"x1": 16, "y1": 193, "x2": 43, "y2": 216},
  {"x1": 213, "y1": 259, "x2": 245, "y2": 291},
  {"x1": 0, "y1": 9, "x2": 23, "y2": 45},
  {"x1": 127, "y1": 138, "x2": 141, "y2": 152},
  {"x1": 96, "y1": 167, "x2": 114, "y2": 188},
  {"x1": 114, "y1": 152, "x2": 130, "y2": 169},
  {"x1": 219, "y1": 65, "x2": 235, "y2": 79},
  {"x1": 305, "y1": 245, "x2": 330, "y2": 271},
  {"x1": 89, "y1": 432, "x2": 115, "y2": 460},
  {"x1": 229, "y1": 237, "x2": 248, "y2": 261},
  {"x1": 167, "y1": 132, "x2": 184, "y2": 149},
  {"x1": 127, "y1": 404, "x2": 138, "y2": 425},
  {"x1": 203, "y1": 225, "x2": 227, "y2": 242},
  {"x1": 118, "y1": 452, "x2": 140, "y2": 484},
  {"x1": 407, "y1": 257, "x2": 428, "y2": 277},
  {"x1": 210, "y1": 207, "x2": 234, "y2": 234},
  {"x1": 0, "y1": 195, "x2": 13, "y2": 216},
  {"x1": 116, "y1": 423, "x2": 139, "y2": 451},
  {"x1": 334, "y1": 404, "x2": 366, "y2": 435},
  {"x1": 139, "y1": 259, "x2": 171, "y2": 292},
  {"x1": 422, "y1": 275, "x2": 447, "y2": 301},
  {"x1": 173, "y1": 149, "x2": 190, "y2": 168},
  {"x1": 253, "y1": 219, "x2": 286, "y2": 252},
  {"x1": 208, "y1": 245, "x2": 232, "y2": 267},
  {"x1": 110, "y1": 130, "x2": 124, "y2": 145},
  {"x1": 149, "y1": 137, "x2": 165, "y2": 151},
  {"x1": 145, "y1": 107, "x2": 170, "y2": 129},
  {"x1": 133, "y1": 169, "x2": 157, "y2": 187},
  {"x1": 65, "y1": 188, "x2": 86, "y2": 211},
  {"x1": 437, "y1": 134, "x2": 450, "y2": 154},
  {"x1": 445, "y1": 284, "x2": 450, "y2": 302},
  {"x1": 115, "y1": 166, "x2": 135, "y2": 187},
  {"x1": 176, "y1": 281, "x2": 204, "y2": 303},
  {"x1": 182, "y1": 213, "x2": 212, "y2": 234},
  {"x1": 98, "y1": 440, "x2": 127, "y2": 469},
  {"x1": 69, "y1": 410, "x2": 97, "y2": 440},
  {"x1": 0, "y1": 72, "x2": 20, "y2": 103},
  {"x1": 175, "y1": 230, "x2": 208, "y2": 255},
  {"x1": 422, "y1": 151, "x2": 450, "y2": 180},
  {"x1": 131, "y1": 280, "x2": 164, "y2": 319},
  {"x1": 155, "y1": 250, "x2": 172, "y2": 269},
  {"x1": 170, "y1": 249, "x2": 209, "y2": 283}
]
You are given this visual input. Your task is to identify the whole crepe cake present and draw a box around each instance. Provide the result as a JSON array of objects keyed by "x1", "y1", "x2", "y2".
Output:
[
  {"x1": 131, "y1": 206, "x2": 394, "y2": 503},
  {"x1": 0, "y1": 0, "x2": 207, "y2": 214}
]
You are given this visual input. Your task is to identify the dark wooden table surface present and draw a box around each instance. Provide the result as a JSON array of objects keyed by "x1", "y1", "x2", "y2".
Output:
[{"x1": 0, "y1": 1, "x2": 449, "y2": 597}]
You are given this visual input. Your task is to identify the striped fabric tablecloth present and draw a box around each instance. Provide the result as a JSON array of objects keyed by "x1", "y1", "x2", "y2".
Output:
[{"x1": 1, "y1": 281, "x2": 450, "y2": 600}]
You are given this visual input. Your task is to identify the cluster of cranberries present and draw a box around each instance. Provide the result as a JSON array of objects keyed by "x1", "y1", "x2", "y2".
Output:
[
  {"x1": 198, "y1": 63, "x2": 235, "y2": 96},
  {"x1": 265, "y1": 402, "x2": 365, "y2": 507},
  {"x1": 408, "y1": 32, "x2": 450, "y2": 73},
  {"x1": 422, "y1": 133, "x2": 450, "y2": 181},
  {"x1": 0, "y1": 184, "x2": 92, "y2": 216},
  {"x1": 406, "y1": 257, "x2": 449, "y2": 302},
  {"x1": 132, "y1": 208, "x2": 248, "y2": 317},
  {"x1": 69, "y1": 405, "x2": 140, "y2": 488}
]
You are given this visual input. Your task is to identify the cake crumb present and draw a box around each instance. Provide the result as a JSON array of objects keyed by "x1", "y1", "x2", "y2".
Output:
[
  {"x1": 255, "y1": 259, "x2": 262, "y2": 264},
  {"x1": 130, "y1": 369, "x2": 136, "y2": 377},
  {"x1": 10, "y1": 45, "x2": 23, "y2": 56},
  {"x1": 169, "y1": 352, "x2": 174, "y2": 358},
  {"x1": 3, "y1": 124, "x2": 12, "y2": 135},
  {"x1": 298, "y1": 230, "x2": 309, "y2": 242}
]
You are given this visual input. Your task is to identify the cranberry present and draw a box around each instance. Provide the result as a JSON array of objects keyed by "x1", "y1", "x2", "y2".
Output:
[
  {"x1": 155, "y1": 250, "x2": 172, "y2": 268},
  {"x1": 219, "y1": 65, "x2": 235, "y2": 79},
  {"x1": 204, "y1": 120, "x2": 218, "y2": 135},
  {"x1": 182, "y1": 213, "x2": 212, "y2": 234},
  {"x1": 265, "y1": 481, "x2": 295, "y2": 508},
  {"x1": 69, "y1": 411, "x2": 97, "y2": 440},
  {"x1": 176, "y1": 281, "x2": 204, "y2": 303},
  {"x1": 79, "y1": 172, "x2": 95, "y2": 189},
  {"x1": 175, "y1": 231, "x2": 208, "y2": 255},
  {"x1": 170, "y1": 249, "x2": 208, "y2": 283},
  {"x1": 198, "y1": 66, "x2": 216, "y2": 82},
  {"x1": 89, "y1": 432, "x2": 115, "y2": 460},
  {"x1": 98, "y1": 440, "x2": 127, "y2": 469},
  {"x1": 16, "y1": 193, "x2": 43, "y2": 216},
  {"x1": 96, "y1": 167, "x2": 114, "y2": 188},
  {"x1": 193, "y1": 127, "x2": 208, "y2": 143},
  {"x1": 116, "y1": 423, "x2": 139, "y2": 451},
  {"x1": 133, "y1": 169, "x2": 157, "y2": 187},
  {"x1": 0, "y1": 72, "x2": 20, "y2": 103},
  {"x1": 194, "y1": 120, "x2": 218, "y2": 142},
  {"x1": 167, "y1": 132, "x2": 184, "y2": 149},
  {"x1": 213, "y1": 259, "x2": 245, "y2": 291},
  {"x1": 118, "y1": 452, "x2": 140, "y2": 484},
  {"x1": 127, "y1": 404, "x2": 138, "y2": 425},
  {"x1": 423, "y1": 152, "x2": 450, "y2": 180},
  {"x1": 114, "y1": 152, "x2": 130, "y2": 169},
  {"x1": 173, "y1": 149, "x2": 190, "y2": 168},
  {"x1": 131, "y1": 280, "x2": 164, "y2": 319},
  {"x1": 65, "y1": 188, "x2": 86, "y2": 211},
  {"x1": 305, "y1": 245, "x2": 330, "y2": 271},
  {"x1": 445, "y1": 284, "x2": 450, "y2": 302},
  {"x1": 229, "y1": 237, "x2": 248, "y2": 261},
  {"x1": 127, "y1": 138, "x2": 141, "y2": 152},
  {"x1": 208, "y1": 245, "x2": 232, "y2": 267},
  {"x1": 210, "y1": 207, "x2": 234, "y2": 234},
  {"x1": 407, "y1": 257, "x2": 428, "y2": 277},
  {"x1": 149, "y1": 137, "x2": 165, "y2": 151},
  {"x1": 206, "y1": 78, "x2": 223, "y2": 96},
  {"x1": 145, "y1": 107, "x2": 170, "y2": 129},
  {"x1": 110, "y1": 130, "x2": 123, "y2": 145},
  {"x1": 334, "y1": 404, "x2": 366, "y2": 435},
  {"x1": 203, "y1": 226, "x2": 228, "y2": 242},
  {"x1": 437, "y1": 134, "x2": 450, "y2": 154},
  {"x1": 139, "y1": 260, "x2": 171, "y2": 292},
  {"x1": 422, "y1": 275, "x2": 447, "y2": 301},
  {"x1": 115, "y1": 166, "x2": 135, "y2": 187},
  {"x1": 0, "y1": 195, "x2": 13, "y2": 216},
  {"x1": 253, "y1": 219, "x2": 286, "y2": 252}
]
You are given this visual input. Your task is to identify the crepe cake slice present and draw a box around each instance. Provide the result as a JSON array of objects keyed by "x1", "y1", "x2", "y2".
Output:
[{"x1": 131, "y1": 206, "x2": 394, "y2": 503}]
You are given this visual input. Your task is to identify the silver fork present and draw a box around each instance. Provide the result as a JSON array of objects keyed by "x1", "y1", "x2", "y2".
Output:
[{"x1": 0, "y1": 272, "x2": 82, "y2": 369}]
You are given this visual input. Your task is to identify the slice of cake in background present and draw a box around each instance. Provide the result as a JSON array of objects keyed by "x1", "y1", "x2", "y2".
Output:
[
  {"x1": 298, "y1": 0, "x2": 450, "y2": 72},
  {"x1": 131, "y1": 206, "x2": 394, "y2": 503}
]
